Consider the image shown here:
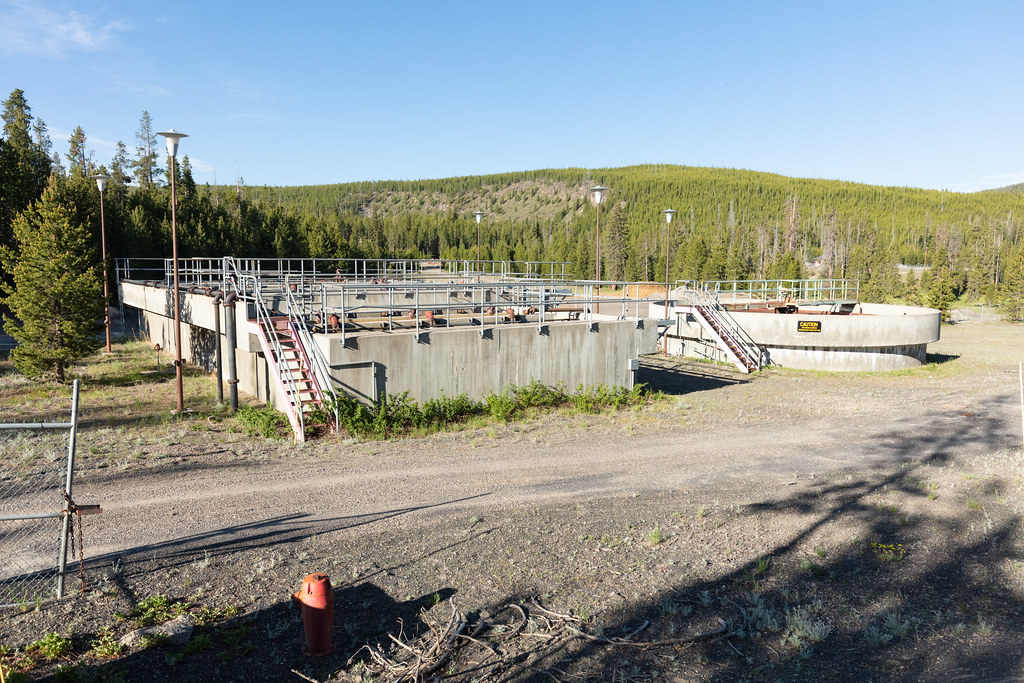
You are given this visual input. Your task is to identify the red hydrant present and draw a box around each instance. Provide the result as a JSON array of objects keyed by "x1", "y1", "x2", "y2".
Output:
[{"x1": 292, "y1": 573, "x2": 335, "y2": 656}]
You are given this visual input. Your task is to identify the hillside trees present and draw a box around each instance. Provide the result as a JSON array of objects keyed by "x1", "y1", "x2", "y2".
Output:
[
  {"x1": 1001, "y1": 245, "x2": 1024, "y2": 322},
  {"x1": 4, "y1": 85, "x2": 1024, "y2": 316},
  {"x1": 0, "y1": 89, "x2": 52, "y2": 252}
]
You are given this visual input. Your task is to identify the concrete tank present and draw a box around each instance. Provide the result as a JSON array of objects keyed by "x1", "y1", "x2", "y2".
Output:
[{"x1": 665, "y1": 301, "x2": 941, "y2": 372}]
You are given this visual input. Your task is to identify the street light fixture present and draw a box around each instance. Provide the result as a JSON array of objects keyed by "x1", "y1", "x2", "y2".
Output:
[
  {"x1": 589, "y1": 186, "x2": 608, "y2": 281},
  {"x1": 156, "y1": 129, "x2": 188, "y2": 412},
  {"x1": 92, "y1": 174, "x2": 112, "y2": 355},
  {"x1": 661, "y1": 209, "x2": 677, "y2": 354},
  {"x1": 472, "y1": 210, "x2": 485, "y2": 263}
]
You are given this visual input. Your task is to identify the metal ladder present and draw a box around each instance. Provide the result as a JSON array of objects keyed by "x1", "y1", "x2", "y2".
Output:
[
  {"x1": 679, "y1": 285, "x2": 767, "y2": 374},
  {"x1": 235, "y1": 273, "x2": 326, "y2": 442}
]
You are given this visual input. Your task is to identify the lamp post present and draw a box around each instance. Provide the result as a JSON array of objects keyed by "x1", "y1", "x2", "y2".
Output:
[
  {"x1": 92, "y1": 174, "x2": 112, "y2": 354},
  {"x1": 157, "y1": 129, "x2": 188, "y2": 412},
  {"x1": 472, "y1": 210, "x2": 485, "y2": 263},
  {"x1": 589, "y1": 186, "x2": 608, "y2": 281},
  {"x1": 661, "y1": 209, "x2": 677, "y2": 355}
]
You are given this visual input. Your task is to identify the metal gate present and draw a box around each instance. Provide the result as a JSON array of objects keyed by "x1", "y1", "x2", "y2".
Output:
[{"x1": 0, "y1": 379, "x2": 94, "y2": 607}]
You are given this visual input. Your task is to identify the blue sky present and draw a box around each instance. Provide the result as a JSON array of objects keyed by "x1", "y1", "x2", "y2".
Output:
[{"x1": 1, "y1": 0, "x2": 1022, "y2": 192}]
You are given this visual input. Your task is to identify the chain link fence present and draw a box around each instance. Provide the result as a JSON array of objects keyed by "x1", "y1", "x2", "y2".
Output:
[{"x1": 0, "y1": 380, "x2": 80, "y2": 607}]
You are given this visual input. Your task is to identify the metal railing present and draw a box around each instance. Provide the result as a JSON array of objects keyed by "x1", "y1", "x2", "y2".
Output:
[
  {"x1": 698, "y1": 279, "x2": 860, "y2": 306},
  {"x1": 0, "y1": 380, "x2": 84, "y2": 606},
  {"x1": 117, "y1": 256, "x2": 572, "y2": 290},
  {"x1": 238, "y1": 271, "x2": 309, "y2": 440},
  {"x1": 283, "y1": 284, "x2": 338, "y2": 431}
]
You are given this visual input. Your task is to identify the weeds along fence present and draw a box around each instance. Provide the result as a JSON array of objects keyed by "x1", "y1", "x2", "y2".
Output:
[{"x1": 0, "y1": 380, "x2": 93, "y2": 607}]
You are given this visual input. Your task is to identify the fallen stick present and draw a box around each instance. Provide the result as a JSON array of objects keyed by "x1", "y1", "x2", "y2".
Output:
[{"x1": 568, "y1": 617, "x2": 728, "y2": 647}]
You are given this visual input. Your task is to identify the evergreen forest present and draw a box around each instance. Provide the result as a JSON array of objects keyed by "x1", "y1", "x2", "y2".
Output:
[{"x1": 3, "y1": 88, "x2": 1024, "y2": 316}]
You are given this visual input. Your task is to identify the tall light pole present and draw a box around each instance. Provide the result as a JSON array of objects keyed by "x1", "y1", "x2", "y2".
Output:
[
  {"x1": 157, "y1": 129, "x2": 188, "y2": 412},
  {"x1": 589, "y1": 186, "x2": 608, "y2": 281},
  {"x1": 662, "y1": 209, "x2": 677, "y2": 355},
  {"x1": 92, "y1": 174, "x2": 112, "y2": 354},
  {"x1": 472, "y1": 210, "x2": 485, "y2": 263}
]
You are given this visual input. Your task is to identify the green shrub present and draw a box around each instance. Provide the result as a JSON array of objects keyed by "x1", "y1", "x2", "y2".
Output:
[
  {"x1": 484, "y1": 390, "x2": 519, "y2": 421},
  {"x1": 513, "y1": 380, "x2": 567, "y2": 408},
  {"x1": 26, "y1": 632, "x2": 72, "y2": 661},
  {"x1": 236, "y1": 405, "x2": 287, "y2": 438},
  {"x1": 421, "y1": 391, "x2": 482, "y2": 426},
  {"x1": 322, "y1": 381, "x2": 653, "y2": 439}
]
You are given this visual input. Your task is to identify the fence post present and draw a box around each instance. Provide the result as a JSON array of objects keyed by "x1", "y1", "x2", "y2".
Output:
[{"x1": 56, "y1": 379, "x2": 81, "y2": 599}]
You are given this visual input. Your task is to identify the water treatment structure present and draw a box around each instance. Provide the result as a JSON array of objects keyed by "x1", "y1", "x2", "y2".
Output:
[{"x1": 116, "y1": 258, "x2": 940, "y2": 440}]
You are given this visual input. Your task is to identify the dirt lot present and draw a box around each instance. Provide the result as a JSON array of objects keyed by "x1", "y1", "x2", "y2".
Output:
[{"x1": 2, "y1": 321, "x2": 1024, "y2": 682}]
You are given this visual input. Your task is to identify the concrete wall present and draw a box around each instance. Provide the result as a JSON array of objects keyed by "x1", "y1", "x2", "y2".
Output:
[
  {"x1": 661, "y1": 300, "x2": 941, "y2": 372},
  {"x1": 317, "y1": 320, "x2": 657, "y2": 403},
  {"x1": 122, "y1": 281, "x2": 659, "y2": 410}
]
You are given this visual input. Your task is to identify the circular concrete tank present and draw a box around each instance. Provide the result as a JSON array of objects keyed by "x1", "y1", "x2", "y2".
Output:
[{"x1": 662, "y1": 301, "x2": 941, "y2": 372}]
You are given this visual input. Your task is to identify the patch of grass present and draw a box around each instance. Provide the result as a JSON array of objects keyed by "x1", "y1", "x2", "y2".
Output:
[
  {"x1": 783, "y1": 601, "x2": 831, "y2": 647},
  {"x1": 140, "y1": 633, "x2": 169, "y2": 649},
  {"x1": 646, "y1": 523, "x2": 665, "y2": 546},
  {"x1": 871, "y1": 542, "x2": 907, "y2": 562},
  {"x1": 236, "y1": 405, "x2": 288, "y2": 439},
  {"x1": 966, "y1": 497, "x2": 983, "y2": 511},
  {"x1": 182, "y1": 633, "x2": 213, "y2": 655},
  {"x1": 192, "y1": 603, "x2": 241, "y2": 626},
  {"x1": 876, "y1": 499, "x2": 900, "y2": 515},
  {"x1": 117, "y1": 594, "x2": 190, "y2": 628},
  {"x1": 800, "y1": 559, "x2": 826, "y2": 576},
  {"x1": 89, "y1": 629, "x2": 124, "y2": 659},
  {"x1": 26, "y1": 632, "x2": 72, "y2": 661},
  {"x1": 323, "y1": 382, "x2": 656, "y2": 440}
]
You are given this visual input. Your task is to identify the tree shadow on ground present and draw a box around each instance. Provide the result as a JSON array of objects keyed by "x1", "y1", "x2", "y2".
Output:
[{"x1": 472, "y1": 401, "x2": 1024, "y2": 681}]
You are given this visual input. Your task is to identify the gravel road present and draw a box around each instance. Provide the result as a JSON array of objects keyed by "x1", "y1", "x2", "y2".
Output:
[{"x1": 77, "y1": 321, "x2": 1024, "y2": 566}]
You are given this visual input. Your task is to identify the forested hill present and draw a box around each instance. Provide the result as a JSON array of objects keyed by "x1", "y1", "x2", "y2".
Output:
[
  {"x1": 990, "y1": 182, "x2": 1024, "y2": 194},
  {"x1": 226, "y1": 164, "x2": 1024, "y2": 302}
]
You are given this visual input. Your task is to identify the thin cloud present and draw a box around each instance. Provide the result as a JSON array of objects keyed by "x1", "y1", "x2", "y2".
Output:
[
  {"x1": 0, "y1": 0, "x2": 129, "y2": 58},
  {"x1": 102, "y1": 76, "x2": 169, "y2": 98}
]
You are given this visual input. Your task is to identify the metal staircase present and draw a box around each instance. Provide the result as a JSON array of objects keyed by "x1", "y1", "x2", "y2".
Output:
[
  {"x1": 676, "y1": 285, "x2": 767, "y2": 374},
  {"x1": 228, "y1": 262, "x2": 336, "y2": 442}
]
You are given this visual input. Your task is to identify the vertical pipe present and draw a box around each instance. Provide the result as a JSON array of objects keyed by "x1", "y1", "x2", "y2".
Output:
[
  {"x1": 213, "y1": 297, "x2": 224, "y2": 406},
  {"x1": 224, "y1": 294, "x2": 239, "y2": 412},
  {"x1": 56, "y1": 379, "x2": 80, "y2": 599}
]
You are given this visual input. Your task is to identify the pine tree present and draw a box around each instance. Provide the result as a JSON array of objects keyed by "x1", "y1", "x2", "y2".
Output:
[
  {"x1": 132, "y1": 110, "x2": 161, "y2": 189},
  {"x1": 0, "y1": 89, "x2": 52, "y2": 251},
  {"x1": 604, "y1": 204, "x2": 629, "y2": 281},
  {"x1": 65, "y1": 126, "x2": 93, "y2": 177},
  {"x1": 1001, "y1": 245, "x2": 1024, "y2": 322},
  {"x1": 0, "y1": 175, "x2": 102, "y2": 381},
  {"x1": 109, "y1": 141, "x2": 131, "y2": 206}
]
